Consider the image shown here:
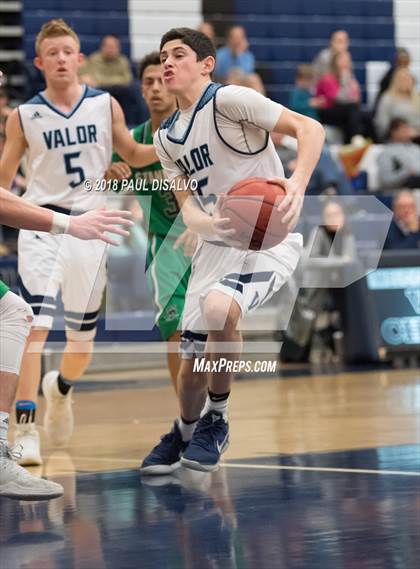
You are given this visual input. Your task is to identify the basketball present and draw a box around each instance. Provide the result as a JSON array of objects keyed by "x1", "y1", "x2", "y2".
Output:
[{"x1": 220, "y1": 177, "x2": 288, "y2": 250}]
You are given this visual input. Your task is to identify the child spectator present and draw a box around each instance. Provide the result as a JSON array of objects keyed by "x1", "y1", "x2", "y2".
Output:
[{"x1": 289, "y1": 64, "x2": 324, "y2": 120}]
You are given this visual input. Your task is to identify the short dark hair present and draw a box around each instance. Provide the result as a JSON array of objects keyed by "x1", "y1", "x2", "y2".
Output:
[
  {"x1": 160, "y1": 27, "x2": 216, "y2": 61},
  {"x1": 138, "y1": 51, "x2": 161, "y2": 80},
  {"x1": 388, "y1": 117, "x2": 409, "y2": 137}
]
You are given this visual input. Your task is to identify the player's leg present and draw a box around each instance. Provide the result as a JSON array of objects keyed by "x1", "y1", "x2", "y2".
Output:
[
  {"x1": 148, "y1": 234, "x2": 191, "y2": 390},
  {"x1": 14, "y1": 327, "x2": 49, "y2": 465},
  {"x1": 140, "y1": 262, "x2": 210, "y2": 475},
  {"x1": 0, "y1": 290, "x2": 63, "y2": 499},
  {"x1": 42, "y1": 237, "x2": 106, "y2": 447},
  {"x1": 14, "y1": 229, "x2": 61, "y2": 465},
  {"x1": 140, "y1": 354, "x2": 208, "y2": 475},
  {"x1": 182, "y1": 235, "x2": 303, "y2": 472},
  {"x1": 180, "y1": 293, "x2": 242, "y2": 472},
  {"x1": 167, "y1": 331, "x2": 181, "y2": 390}
]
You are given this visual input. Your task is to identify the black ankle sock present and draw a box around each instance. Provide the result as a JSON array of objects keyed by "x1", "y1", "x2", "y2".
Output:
[
  {"x1": 57, "y1": 373, "x2": 74, "y2": 396},
  {"x1": 208, "y1": 390, "x2": 230, "y2": 403},
  {"x1": 16, "y1": 400, "x2": 37, "y2": 424},
  {"x1": 180, "y1": 416, "x2": 199, "y2": 425}
]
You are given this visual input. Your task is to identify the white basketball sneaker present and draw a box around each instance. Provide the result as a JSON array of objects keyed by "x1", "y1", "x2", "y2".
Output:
[
  {"x1": 0, "y1": 442, "x2": 63, "y2": 500},
  {"x1": 42, "y1": 371, "x2": 74, "y2": 448},
  {"x1": 14, "y1": 421, "x2": 42, "y2": 466}
]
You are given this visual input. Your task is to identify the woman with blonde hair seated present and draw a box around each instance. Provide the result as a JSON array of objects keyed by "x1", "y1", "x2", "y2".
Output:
[{"x1": 374, "y1": 68, "x2": 420, "y2": 141}]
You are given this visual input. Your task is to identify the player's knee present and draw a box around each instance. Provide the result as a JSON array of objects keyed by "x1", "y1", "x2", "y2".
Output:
[
  {"x1": 1, "y1": 292, "x2": 34, "y2": 331},
  {"x1": 203, "y1": 293, "x2": 241, "y2": 332}
]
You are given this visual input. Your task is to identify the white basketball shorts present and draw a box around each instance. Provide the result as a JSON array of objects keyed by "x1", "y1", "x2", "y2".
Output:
[
  {"x1": 181, "y1": 232, "x2": 303, "y2": 358},
  {"x1": 18, "y1": 228, "x2": 107, "y2": 340}
]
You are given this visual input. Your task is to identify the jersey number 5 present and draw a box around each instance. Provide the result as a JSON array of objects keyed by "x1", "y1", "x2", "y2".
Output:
[{"x1": 64, "y1": 152, "x2": 86, "y2": 188}]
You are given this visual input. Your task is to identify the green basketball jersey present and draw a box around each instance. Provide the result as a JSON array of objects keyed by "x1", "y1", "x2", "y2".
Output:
[
  {"x1": 112, "y1": 120, "x2": 186, "y2": 237},
  {"x1": 0, "y1": 279, "x2": 9, "y2": 299}
]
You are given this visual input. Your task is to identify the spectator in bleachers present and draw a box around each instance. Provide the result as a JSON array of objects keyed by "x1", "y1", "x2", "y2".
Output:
[
  {"x1": 289, "y1": 64, "x2": 324, "y2": 120},
  {"x1": 384, "y1": 191, "x2": 420, "y2": 250},
  {"x1": 79, "y1": 34, "x2": 143, "y2": 125},
  {"x1": 80, "y1": 34, "x2": 132, "y2": 88},
  {"x1": 374, "y1": 68, "x2": 420, "y2": 141},
  {"x1": 215, "y1": 25, "x2": 255, "y2": 81},
  {"x1": 375, "y1": 48, "x2": 412, "y2": 109},
  {"x1": 316, "y1": 51, "x2": 364, "y2": 144},
  {"x1": 281, "y1": 199, "x2": 356, "y2": 363},
  {"x1": 198, "y1": 21, "x2": 216, "y2": 43},
  {"x1": 313, "y1": 29, "x2": 349, "y2": 80},
  {"x1": 377, "y1": 118, "x2": 420, "y2": 190}
]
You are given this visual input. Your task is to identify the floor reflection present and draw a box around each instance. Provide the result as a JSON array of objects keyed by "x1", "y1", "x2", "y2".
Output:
[{"x1": 1, "y1": 447, "x2": 419, "y2": 569}]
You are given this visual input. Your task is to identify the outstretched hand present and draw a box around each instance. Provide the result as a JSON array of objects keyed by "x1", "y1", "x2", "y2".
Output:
[
  {"x1": 68, "y1": 207, "x2": 134, "y2": 246},
  {"x1": 268, "y1": 177, "x2": 305, "y2": 232}
]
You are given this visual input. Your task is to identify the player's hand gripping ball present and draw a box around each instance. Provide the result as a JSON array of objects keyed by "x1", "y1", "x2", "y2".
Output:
[{"x1": 219, "y1": 177, "x2": 289, "y2": 250}]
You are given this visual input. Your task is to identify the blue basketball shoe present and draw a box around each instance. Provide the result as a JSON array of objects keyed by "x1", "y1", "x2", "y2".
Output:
[
  {"x1": 181, "y1": 411, "x2": 229, "y2": 472},
  {"x1": 140, "y1": 421, "x2": 188, "y2": 475}
]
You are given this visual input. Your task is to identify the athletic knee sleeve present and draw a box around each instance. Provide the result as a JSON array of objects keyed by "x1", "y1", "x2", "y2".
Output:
[{"x1": 0, "y1": 291, "x2": 33, "y2": 374}]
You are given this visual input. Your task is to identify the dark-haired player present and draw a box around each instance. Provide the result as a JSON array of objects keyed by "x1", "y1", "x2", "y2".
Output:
[{"x1": 141, "y1": 28, "x2": 325, "y2": 474}]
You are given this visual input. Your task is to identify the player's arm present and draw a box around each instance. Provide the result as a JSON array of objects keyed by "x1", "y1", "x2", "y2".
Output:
[
  {"x1": 270, "y1": 108, "x2": 325, "y2": 230},
  {"x1": 0, "y1": 187, "x2": 133, "y2": 246},
  {"x1": 111, "y1": 98, "x2": 158, "y2": 168},
  {"x1": 0, "y1": 109, "x2": 27, "y2": 189}
]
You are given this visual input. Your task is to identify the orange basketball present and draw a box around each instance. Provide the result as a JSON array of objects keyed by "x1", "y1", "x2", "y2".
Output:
[{"x1": 220, "y1": 177, "x2": 288, "y2": 250}]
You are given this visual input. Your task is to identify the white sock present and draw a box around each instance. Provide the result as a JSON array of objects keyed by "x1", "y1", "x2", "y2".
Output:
[
  {"x1": 201, "y1": 394, "x2": 229, "y2": 421},
  {"x1": 0, "y1": 411, "x2": 9, "y2": 444},
  {"x1": 178, "y1": 418, "x2": 198, "y2": 442}
]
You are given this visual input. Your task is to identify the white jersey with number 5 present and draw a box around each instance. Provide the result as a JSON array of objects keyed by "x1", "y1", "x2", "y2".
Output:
[
  {"x1": 18, "y1": 85, "x2": 112, "y2": 210},
  {"x1": 154, "y1": 83, "x2": 286, "y2": 219}
]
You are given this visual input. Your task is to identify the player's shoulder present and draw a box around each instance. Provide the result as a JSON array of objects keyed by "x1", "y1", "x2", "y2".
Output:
[
  {"x1": 214, "y1": 84, "x2": 263, "y2": 109},
  {"x1": 83, "y1": 85, "x2": 109, "y2": 99},
  {"x1": 159, "y1": 110, "x2": 179, "y2": 132},
  {"x1": 20, "y1": 92, "x2": 45, "y2": 108}
]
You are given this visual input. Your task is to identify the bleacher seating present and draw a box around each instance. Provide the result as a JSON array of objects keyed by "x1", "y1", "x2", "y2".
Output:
[
  {"x1": 22, "y1": 1, "x2": 131, "y2": 59},
  {"x1": 22, "y1": 0, "x2": 396, "y2": 106},
  {"x1": 203, "y1": 0, "x2": 395, "y2": 105}
]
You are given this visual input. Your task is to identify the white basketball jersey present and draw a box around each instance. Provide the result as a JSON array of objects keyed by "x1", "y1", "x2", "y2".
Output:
[
  {"x1": 155, "y1": 83, "x2": 286, "y2": 218},
  {"x1": 18, "y1": 85, "x2": 112, "y2": 210}
]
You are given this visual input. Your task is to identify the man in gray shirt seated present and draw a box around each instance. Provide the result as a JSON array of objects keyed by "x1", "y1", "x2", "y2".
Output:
[{"x1": 377, "y1": 118, "x2": 420, "y2": 190}]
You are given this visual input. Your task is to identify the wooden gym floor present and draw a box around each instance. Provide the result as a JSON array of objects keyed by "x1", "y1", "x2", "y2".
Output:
[{"x1": 1, "y1": 367, "x2": 419, "y2": 569}]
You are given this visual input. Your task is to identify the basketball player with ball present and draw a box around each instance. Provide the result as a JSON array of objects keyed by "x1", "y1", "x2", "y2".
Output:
[{"x1": 140, "y1": 27, "x2": 325, "y2": 474}]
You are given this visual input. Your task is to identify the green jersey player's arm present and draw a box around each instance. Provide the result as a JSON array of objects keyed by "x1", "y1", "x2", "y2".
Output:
[
  {"x1": 111, "y1": 98, "x2": 157, "y2": 168},
  {"x1": 0, "y1": 109, "x2": 27, "y2": 189}
]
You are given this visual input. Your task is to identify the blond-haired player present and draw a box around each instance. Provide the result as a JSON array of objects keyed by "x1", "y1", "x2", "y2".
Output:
[{"x1": 0, "y1": 19, "x2": 157, "y2": 465}]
